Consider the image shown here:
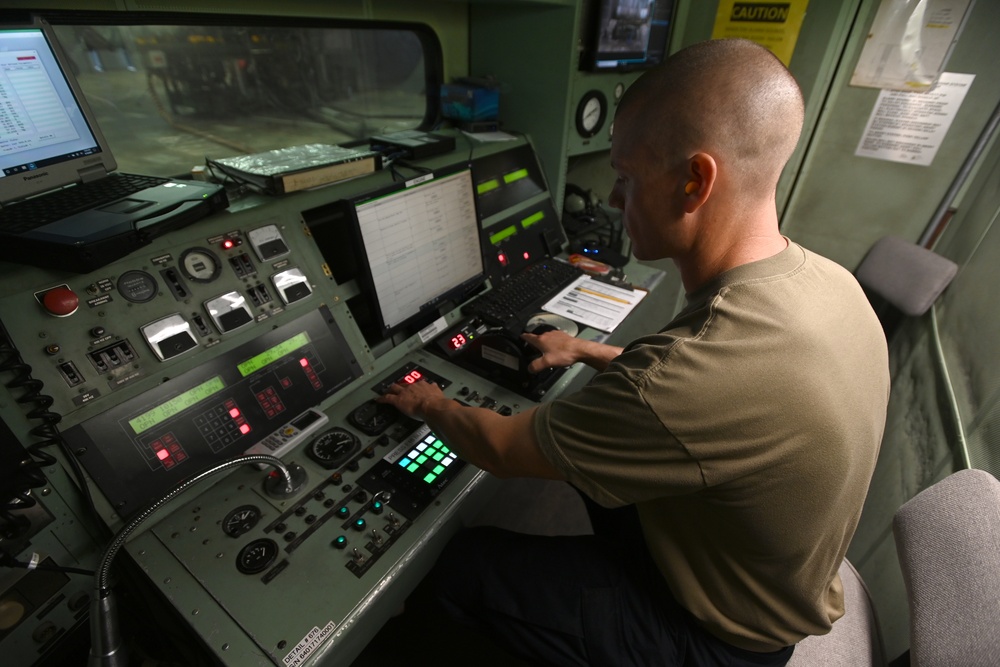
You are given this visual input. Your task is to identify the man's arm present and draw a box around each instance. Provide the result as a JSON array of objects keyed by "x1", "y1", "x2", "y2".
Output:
[
  {"x1": 377, "y1": 380, "x2": 565, "y2": 480},
  {"x1": 522, "y1": 329, "x2": 623, "y2": 373}
]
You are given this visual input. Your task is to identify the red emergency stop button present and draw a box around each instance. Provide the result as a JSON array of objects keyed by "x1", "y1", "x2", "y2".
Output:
[{"x1": 42, "y1": 286, "x2": 79, "y2": 317}]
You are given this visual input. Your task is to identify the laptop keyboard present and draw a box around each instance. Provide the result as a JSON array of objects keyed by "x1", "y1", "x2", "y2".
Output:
[
  {"x1": 0, "y1": 172, "x2": 169, "y2": 233},
  {"x1": 463, "y1": 259, "x2": 583, "y2": 326}
]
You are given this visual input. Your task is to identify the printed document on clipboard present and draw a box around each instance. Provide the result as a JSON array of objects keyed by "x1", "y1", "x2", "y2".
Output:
[{"x1": 541, "y1": 275, "x2": 646, "y2": 333}]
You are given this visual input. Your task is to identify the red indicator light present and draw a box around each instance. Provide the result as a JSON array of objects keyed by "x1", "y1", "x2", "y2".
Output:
[
  {"x1": 222, "y1": 239, "x2": 235, "y2": 250},
  {"x1": 497, "y1": 252, "x2": 508, "y2": 266},
  {"x1": 240, "y1": 423, "x2": 251, "y2": 435},
  {"x1": 299, "y1": 358, "x2": 310, "y2": 368},
  {"x1": 156, "y1": 449, "x2": 170, "y2": 461},
  {"x1": 229, "y1": 407, "x2": 241, "y2": 418},
  {"x1": 402, "y1": 369, "x2": 423, "y2": 384},
  {"x1": 523, "y1": 251, "x2": 530, "y2": 260}
]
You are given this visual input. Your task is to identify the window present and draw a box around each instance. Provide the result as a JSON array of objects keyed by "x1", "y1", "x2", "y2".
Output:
[{"x1": 43, "y1": 12, "x2": 441, "y2": 177}]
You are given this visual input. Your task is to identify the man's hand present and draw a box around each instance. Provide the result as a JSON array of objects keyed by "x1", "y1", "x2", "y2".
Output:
[
  {"x1": 522, "y1": 329, "x2": 625, "y2": 373},
  {"x1": 521, "y1": 329, "x2": 579, "y2": 373},
  {"x1": 376, "y1": 379, "x2": 446, "y2": 421}
]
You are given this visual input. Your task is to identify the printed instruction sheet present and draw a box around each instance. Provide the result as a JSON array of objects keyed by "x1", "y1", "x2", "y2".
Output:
[{"x1": 542, "y1": 275, "x2": 646, "y2": 333}]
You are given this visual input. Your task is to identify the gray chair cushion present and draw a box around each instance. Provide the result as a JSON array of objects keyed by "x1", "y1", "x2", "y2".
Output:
[
  {"x1": 893, "y1": 468, "x2": 1000, "y2": 667},
  {"x1": 854, "y1": 236, "x2": 957, "y2": 317},
  {"x1": 787, "y1": 559, "x2": 884, "y2": 666}
]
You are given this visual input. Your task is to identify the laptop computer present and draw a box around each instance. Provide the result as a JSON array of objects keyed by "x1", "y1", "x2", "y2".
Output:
[{"x1": 0, "y1": 17, "x2": 229, "y2": 274}]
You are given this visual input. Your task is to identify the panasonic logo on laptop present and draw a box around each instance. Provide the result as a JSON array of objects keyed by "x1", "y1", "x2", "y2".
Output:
[{"x1": 23, "y1": 172, "x2": 50, "y2": 181}]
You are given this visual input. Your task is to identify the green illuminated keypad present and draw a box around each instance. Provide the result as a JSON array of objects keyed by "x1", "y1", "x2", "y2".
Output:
[{"x1": 397, "y1": 433, "x2": 457, "y2": 484}]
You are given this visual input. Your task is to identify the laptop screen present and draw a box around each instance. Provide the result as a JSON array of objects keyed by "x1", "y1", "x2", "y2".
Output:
[{"x1": 0, "y1": 20, "x2": 113, "y2": 204}]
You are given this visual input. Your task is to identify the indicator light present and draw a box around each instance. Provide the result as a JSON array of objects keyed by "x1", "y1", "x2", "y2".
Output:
[
  {"x1": 300, "y1": 358, "x2": 309, "y2": 367},
  {"x1": 523, "y1": 251, "x2": 530, "y2": 260},
  {"x1": 222, "y1": 238, "x2": 235, "y2": 250},
  {"x1": 156, "y1": 449, "x2": 170, "y2": 461},
  {"x1": 239, "y1": 423, "x2": 251, "y2": 435},
  {"x1": 497, "y1": 252, "x2": 508, "y2": 266},
  {"x1": 229, "y1": 407, "x2": 241, "y2": 418}
]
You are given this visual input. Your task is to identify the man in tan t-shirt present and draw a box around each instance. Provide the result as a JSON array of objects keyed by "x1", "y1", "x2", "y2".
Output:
[{"x1": 378, "y1": 38, "x2": 889, "y2": 666}]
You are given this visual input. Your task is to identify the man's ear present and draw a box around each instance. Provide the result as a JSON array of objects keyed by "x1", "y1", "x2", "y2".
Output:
[{"x1": 682, "y1": 153, "x2": 717, "y2": 213}]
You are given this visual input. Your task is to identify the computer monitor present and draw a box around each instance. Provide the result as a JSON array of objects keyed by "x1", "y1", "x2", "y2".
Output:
[
  {"x1": 0, "y1": 18, "x2": 114, "y2": 203},
  {"x1": 350, "y1": 165, "x2": 485, "y2": 336},
  {"x1": 583, "y1": 0, "x2": 675, "y2": 72}
]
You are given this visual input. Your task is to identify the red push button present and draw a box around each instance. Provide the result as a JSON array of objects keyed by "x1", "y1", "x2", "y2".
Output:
[{"x1": 42, "y1": 286, "x2": 79, "y2": 317}]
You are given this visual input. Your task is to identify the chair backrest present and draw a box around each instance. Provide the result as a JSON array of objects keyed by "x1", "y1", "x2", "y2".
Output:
[
  {"x1": 893, "y1": 468, "x2": 1000, "y2": 667},
  {"x1": 786, "y1": 559, "x2": 885, "y2": 666}
]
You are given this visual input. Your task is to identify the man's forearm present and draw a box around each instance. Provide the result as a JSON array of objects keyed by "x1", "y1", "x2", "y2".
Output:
[
  {"x1": 419, "y1": 397, "x2": 562, "y2": 480},
  {"x1": 574, "y1": 338, "x2": 624, "y2": 372}
]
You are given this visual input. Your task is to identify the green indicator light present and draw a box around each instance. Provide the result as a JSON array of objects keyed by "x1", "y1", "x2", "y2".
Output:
[
  {"x1": 424, "y1": 473, "x2": 437, "y2": 484},
  {"x1": 417, "y1": 455, "x2": 429, "y2": 464},
  {"x1": 432, "y1": 452, "x2": 444, "y2": 462},
  {"x1": 489, "y1": 225, "x2": 517, "y2": 245},
  {"x1": 521, "y1": 211, "x2": 545, "y2": 228},
  {"x1": 503, "y1": 168, "x2": 529, "y2": 184},
  {"x1": 128, "y1": 376, "x2": 225, "y2": 434},
  {"x1": 433, "y1": 465, "x2": 445, "y2": 475},
  {"x1": 407, "y1": 462, "x2": 420, "y2": 473},
  {"x1": 237, "y1": 332, "x2": 311, "y2": 377},
  {"x1": 477, "y1": 179, "x2": 500, "y2": 195},
  {"x1": 440, "y1": 445, "x2": 451, "y2": 454}
]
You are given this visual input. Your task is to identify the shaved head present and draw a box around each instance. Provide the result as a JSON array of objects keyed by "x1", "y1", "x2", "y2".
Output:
[{"x1": 618, "y1": 39, "x2": 804, "y2": 199}]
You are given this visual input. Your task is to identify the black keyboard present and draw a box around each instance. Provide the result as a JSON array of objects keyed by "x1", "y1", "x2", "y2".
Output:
[
  {"x1": 463, "y1": 260, "x2": 583, "y2": 326},
  {"x1": 0, "y1": 172, "x2": 168, "y2": 233}
]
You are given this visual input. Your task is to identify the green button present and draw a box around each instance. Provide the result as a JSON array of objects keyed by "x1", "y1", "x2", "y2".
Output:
[
  {"x1": 432, "y1": 451, "x2": 444, "y2": 461},
  {"x1": 417, "y1": 455, "x2": 428, "y2": 464},
  {"x1": 433, "y1": 465, "x2": 445, "y2": 475},
  {"x1": 407, "y1": 462, "x2": 420, "y2": 472},
  {"x1": 423, "y1": 472, "x2": 437, "y2": 483}
]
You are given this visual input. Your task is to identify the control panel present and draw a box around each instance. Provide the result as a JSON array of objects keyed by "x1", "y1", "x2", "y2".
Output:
[{"x1": 0, "y1": 139, "x2": 661, "y2": 666}]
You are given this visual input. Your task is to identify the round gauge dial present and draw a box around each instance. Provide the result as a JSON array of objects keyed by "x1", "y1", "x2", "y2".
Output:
[
  {"x1": 575, "y1": 90, "x2": 607, "y2": 138},
  {"x1": 235, "y1": 538, "x2": 278, "y2": 574},
  {"x1": 349, "y1": 400, "x2": 399, "y2": 436},
  {"x1": 179, "y1": 247, "x2": 221, "y2": 283},
  {"x1": 117, "y1": 270, "x2": 158, "y2": 303},
  {"x1": 222, "y1": 504, "x2": 261, "y2": 538},
  {"x1": 307, "y1": 427, "x2": 361, "y2": 469}
]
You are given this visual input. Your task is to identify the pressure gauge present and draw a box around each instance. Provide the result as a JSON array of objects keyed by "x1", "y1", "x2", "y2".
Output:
[
  {"x1": 307, "y1": 427, "x2": 360, "y2": 469},
  {"x1": 235, "y1": 538, "x2": 278, "y2": 574},
  {"x1": 575, "y1": 90, "x2": 607, "y2": 138},
  {"x1": 222, "y1": 504, "x2": 261, "y2": 538}
]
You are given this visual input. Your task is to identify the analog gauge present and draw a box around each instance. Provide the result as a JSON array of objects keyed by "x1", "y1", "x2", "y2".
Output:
[
  {"x1": 222, "y1": 504, "x2": 261, "y2": 538},
  {"x1": 235, "y1": 538, "x2": 278, "y2": 574},
  {"x1": 349, "y1": 400, "x2": 399, "y2": 436},
  {"x1": 117, "y1": 270, "x2": 158, "y2": 303},
  {"x1": 179, "y1": 247, "x2": 221, "y2": 283},
  {"x1": 575, "y1": 90, "x2": 607, "y2": 138},
  {"x1": 307, "y1": 427, "x2": 361, "y2": 469},
  {"x1": 613, "y1": 82, "x2": 625, "y2": 101}
]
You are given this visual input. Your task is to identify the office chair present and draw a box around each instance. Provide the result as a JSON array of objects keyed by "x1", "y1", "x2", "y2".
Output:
[
  {"x1": 786, "y1": 558, "x2": 885, "y2": 666},
  {"x1": 893, "y1": 467, "x2": 1000, "y2": 667},
  {"x1": 788, "y1": 468, "x2": 1000, "y2": 666}
]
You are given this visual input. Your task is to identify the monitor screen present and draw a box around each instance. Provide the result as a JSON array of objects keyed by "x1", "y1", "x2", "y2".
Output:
[
  {"x1": 585, "y1": 0, "x2": 675, "y2": 72},
  {"x1": 0, "y1": 21, "x2": 110, "y2": 202},
  {"x1": 351, "y1": 165, "x2": 485, "y2": 335}
]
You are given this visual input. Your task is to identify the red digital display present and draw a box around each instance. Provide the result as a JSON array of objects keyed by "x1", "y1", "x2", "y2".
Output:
[
  {"x1": 402, "y1": 369, "x2": 423, "y2": 385},
  {"x1": 450, "y1": 333, "x2": 467, "y2": 350}
]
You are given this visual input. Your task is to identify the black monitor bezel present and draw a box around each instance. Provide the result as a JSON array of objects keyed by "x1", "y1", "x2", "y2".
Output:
[
  {"x1": 347, "y1": 162, "x2": 487, "y2": 339},
  {"x1": 582, "y1": 0, "x2": 676, "y2": 73}
]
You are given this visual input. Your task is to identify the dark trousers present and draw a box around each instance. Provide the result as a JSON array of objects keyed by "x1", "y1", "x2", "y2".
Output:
[{"x1": 427, "y1": 499, "x2": 794, "y2": 667}]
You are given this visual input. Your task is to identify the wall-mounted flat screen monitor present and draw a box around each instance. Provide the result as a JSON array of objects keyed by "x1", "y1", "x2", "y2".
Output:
[{"x1": 584, "y1": 0, "x2": 676, "y2": 72}]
